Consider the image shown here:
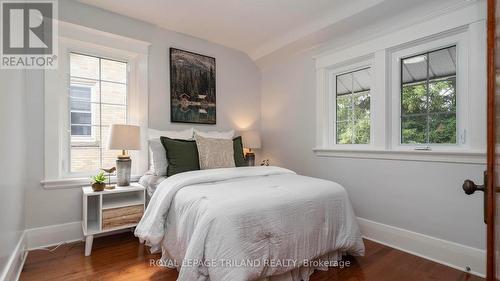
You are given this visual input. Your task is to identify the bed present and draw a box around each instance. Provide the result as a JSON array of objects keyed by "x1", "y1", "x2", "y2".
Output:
[{"x1": 135, "y1": 166, "x2": 364, "y2": 281}]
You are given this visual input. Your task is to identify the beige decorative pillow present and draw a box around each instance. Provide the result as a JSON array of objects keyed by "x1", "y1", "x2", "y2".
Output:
[{"x1": 195, "y1": 135, "x2": 235, "y2": 169}]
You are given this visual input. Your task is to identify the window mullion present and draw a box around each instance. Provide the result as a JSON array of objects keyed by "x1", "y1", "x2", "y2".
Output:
[
  {"x1": 350, "y1": 72, "x2": 355, "y2": 144},
  {"x1": 98, "y1": 58, "x2": 103, "y2": 170},
  {"x1": 425, "y1": 52, "x2": 430, "y2": 145}
]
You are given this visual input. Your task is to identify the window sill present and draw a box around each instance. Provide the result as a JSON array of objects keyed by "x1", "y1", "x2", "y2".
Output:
[
  {"x1": 41, "y1": 175, "x2": 142, "y2": 190},
  {"x1": 312, "y1": 148, "x2": 486, "y2": 164}
]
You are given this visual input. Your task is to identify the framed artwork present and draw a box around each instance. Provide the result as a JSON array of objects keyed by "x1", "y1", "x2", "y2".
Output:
[{"x1": 170, "y1": 48, "x2": 216, "y2": 124}]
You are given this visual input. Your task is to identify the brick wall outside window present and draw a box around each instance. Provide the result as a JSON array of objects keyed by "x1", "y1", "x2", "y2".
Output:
[{"x1": 70, "y1": 53, "x2": 127, "y2": 173}]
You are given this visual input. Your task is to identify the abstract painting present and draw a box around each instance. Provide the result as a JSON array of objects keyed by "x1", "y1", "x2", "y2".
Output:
[{"x1": 170, "y1": 48, "x2": 216, "y2": 124}]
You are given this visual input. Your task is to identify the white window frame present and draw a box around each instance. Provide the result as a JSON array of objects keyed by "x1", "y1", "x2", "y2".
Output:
[
  {"x1": 42, "y1": 22, "x2": 150, "y2": 188},
  {"x1": 390, "y1": 33, "x2": 468, "y2": 152},
  {"x1": 325, "y1": 58, "x2": 375, "y2": 149},
  {"x1": 313, "y1": 4, "x2": 486, "y2": 164}
]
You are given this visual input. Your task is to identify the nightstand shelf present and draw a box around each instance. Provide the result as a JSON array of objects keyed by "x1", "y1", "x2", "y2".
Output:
[
  {"x1": 82, "y1": 183, "x2": 145, "y2": 256},
  {"x1": 86, "y1": 219, "x2": 100, "y2": 234},
  {"x1": 102, "y1": 191, "x2": 144, "y2": 209}
]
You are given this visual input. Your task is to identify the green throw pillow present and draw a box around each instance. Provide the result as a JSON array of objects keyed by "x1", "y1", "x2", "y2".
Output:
[
  {"x1": 160, "y1": 137, "x2": 200, "y2": 177},
  {"x1": 233, "y1": 136, "x2": 247, "y2": 167}
]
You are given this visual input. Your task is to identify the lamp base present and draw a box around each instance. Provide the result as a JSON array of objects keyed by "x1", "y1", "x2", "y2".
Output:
[
  {"x1": 245, "y1": 152, "x2": 255, "y2": 166},
  {"x1": 116, "y1": 158, "x2": 131, "y2": 186}
]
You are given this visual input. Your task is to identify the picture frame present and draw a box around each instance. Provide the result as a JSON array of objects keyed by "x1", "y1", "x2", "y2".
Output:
[{"x1": 169, "y1": 48, "x2": 216, "y2": 124}]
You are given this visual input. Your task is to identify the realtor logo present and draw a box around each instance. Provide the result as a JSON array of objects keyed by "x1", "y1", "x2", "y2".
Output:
[{"x1": 1, "y1": 0, "x2": 58, "y2": 69}]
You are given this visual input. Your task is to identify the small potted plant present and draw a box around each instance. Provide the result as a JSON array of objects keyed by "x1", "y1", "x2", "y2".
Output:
[{"x1": 91, "y1": 171, "x2": 107, "y2": 192}]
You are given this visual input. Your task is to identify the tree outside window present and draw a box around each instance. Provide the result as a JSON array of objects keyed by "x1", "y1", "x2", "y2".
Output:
[
  {"x1": 336, "y1": 68, "x2": 371, "y2": 144},
  {"x1": 401, "y1": 46, "x2": 457, "y2": 144}
]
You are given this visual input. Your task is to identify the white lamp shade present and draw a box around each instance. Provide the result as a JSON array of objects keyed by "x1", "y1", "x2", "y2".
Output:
[
  {"x1": 241, "y1": 130, "x2": 261, "y2": 149},
  {"x1": 108, "y1": 124, "x2": 141, "y2": 150}
]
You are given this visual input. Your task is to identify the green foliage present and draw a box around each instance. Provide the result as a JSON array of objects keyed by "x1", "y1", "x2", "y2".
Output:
[
  {"x1": 91, "y1": 171, "x2": 107, "y2": 184},
  {"x1": 336, "y1": 92, "x2": 370, "y2": 144},
  {"x1": 401, "y1": 79, "x2": 456, "y2": 144},
  {"x1": 335, "y1": 78, "x2": 456, "y2": 145}
]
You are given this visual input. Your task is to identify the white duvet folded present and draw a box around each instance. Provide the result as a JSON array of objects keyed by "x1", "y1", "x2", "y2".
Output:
[{"x1": 135, "y1": 166, "x2": 364, "y2": 281}]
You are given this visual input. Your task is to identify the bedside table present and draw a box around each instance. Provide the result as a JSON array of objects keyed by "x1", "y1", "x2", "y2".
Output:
[{"x1": 82, "y1": 183, "x2": 145, "y2": 256}]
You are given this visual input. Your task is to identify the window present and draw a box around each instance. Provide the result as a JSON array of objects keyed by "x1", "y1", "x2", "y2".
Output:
[
  {"x1": 335, "y1": 68, "x2": 371, "y2": 144},
  {"x1": 69, "y1": 53, "x2": 128, "y2": 174},
  {"x1": 42, "y1": 23, "x2": 149, "y2": 187},
  {"x1": 70, "y1": 86, "x2": 92, "y2": 136},
  {"x1": 400, "y1": 46, "x2": 456, "y2": 145},
  {"x1": 315, "y1": 22, "x2": 486, "y2": 163}
]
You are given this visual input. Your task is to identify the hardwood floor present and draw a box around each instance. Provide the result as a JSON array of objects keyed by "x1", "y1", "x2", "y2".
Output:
[{"x1": 20, "y1": 232, "x2": 483, "y2": 281}]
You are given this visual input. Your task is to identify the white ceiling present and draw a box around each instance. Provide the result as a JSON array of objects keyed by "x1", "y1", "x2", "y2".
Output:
[{"x1": 78, "y1": 0, "x2": 389, "y2": 60}]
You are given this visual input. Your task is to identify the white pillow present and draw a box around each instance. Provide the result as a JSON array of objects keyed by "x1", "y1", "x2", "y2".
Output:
[
  {"x1": 148, "y1": 128, "x2": 193, "y2": 176},
  {"x1": 194, "y1": 129, "x2": 234, "y2": 139}
]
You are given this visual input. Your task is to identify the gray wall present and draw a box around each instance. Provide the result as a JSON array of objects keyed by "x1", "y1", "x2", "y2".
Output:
[
  {"x1": 257, "y1": 12, "x2": 486, "y2": 250},
  {"x1": 0, "y1": 70, "x2": 26, "y2": 276},
  {"x1": 24, "y1": 1, "x2": 261, "y2": 228}
]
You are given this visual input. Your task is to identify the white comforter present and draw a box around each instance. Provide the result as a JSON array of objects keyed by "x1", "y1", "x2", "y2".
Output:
[{"x1": 135, "y1": 166, "x2": 364, "y2": 281}]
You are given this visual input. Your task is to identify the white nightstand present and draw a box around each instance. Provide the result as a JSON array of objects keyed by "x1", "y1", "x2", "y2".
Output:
[{"x1": 82, "y1": 183, "x2": 146, "y2": 256}]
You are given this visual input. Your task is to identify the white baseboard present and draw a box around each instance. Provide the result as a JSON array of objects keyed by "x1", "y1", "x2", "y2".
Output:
[
  {"x1": 357, "y1": 217, "x2": 486, "y2": 277},
  {"x1": 0, "y1": 232, "x2": 27, "y2": 281},
  {"x1": 24, "y1": 221, "x2": 133, "y2": 250},
  {"x1": 25, "y1": 221, "x2": 84, "y2": 250},
  {"x1": 20, "y1": 219, "x2": 486, "y2": 278}
]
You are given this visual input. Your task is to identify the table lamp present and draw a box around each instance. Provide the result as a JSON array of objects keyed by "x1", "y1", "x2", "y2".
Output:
[
  {"x1": 108, "y1": 124, "x2": 140, "y2": 186},
  {"x1": 241, "y1": 130, "x2": 261, "y2": 166}
]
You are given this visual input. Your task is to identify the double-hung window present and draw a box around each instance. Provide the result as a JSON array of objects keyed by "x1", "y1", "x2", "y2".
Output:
[{"x1": 69, "y1": 53, "x2": 128, "y2": 174}]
